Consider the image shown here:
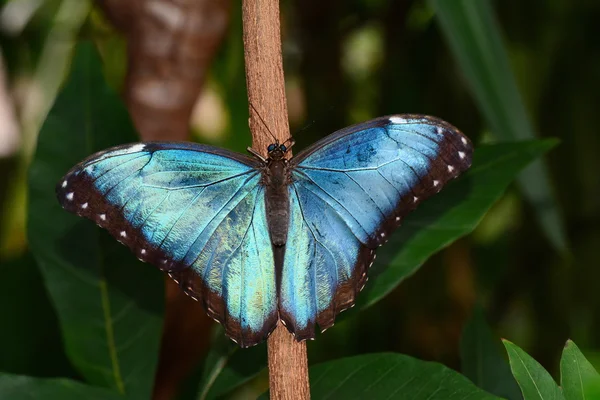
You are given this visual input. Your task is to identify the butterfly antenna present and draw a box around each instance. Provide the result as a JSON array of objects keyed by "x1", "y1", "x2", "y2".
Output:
[{"x1": 249, "y1": 102, "x2": 278, "y2": 144}]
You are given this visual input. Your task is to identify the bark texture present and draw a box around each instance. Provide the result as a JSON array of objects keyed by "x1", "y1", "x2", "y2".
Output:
[{"x1": 242, "y1": 0, "x2": 310, "y2": 398}]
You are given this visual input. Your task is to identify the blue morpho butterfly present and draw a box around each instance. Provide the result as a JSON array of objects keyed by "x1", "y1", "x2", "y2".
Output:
[{"x1": 56, "y1": 115, "x2": 473, "y2": 347}]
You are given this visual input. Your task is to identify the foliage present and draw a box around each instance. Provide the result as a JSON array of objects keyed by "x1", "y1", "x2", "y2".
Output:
[{"x1": 504, "y1": 340, "x2": 600, "y2": 400}]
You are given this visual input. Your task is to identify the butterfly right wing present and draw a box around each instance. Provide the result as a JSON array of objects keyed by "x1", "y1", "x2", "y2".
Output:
[
  {"x1": 279, "y1": 115, "x2": 473, "y2": 339},
  {"x1": 56, "y1": 142, "x2": 277, "y2": 347}
]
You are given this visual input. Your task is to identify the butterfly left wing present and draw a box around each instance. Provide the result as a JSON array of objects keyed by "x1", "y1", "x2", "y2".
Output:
[
  {"x1": 280, "y1": 115, "x2": 473, "y2": 339},
  {"x1": 56, "y1": 142, "x2": 278, "y2": 347}
]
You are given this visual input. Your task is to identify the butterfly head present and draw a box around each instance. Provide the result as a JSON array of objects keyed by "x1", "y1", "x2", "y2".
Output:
[{"x1": 267, "y1": 143, "x2": 289, "y2": 160}]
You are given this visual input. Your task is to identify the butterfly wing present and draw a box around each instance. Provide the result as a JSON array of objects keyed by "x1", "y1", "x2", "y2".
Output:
[
  {"x1": 281, "y1": 115, "x2": 473, "y2": 339},
  {"x1": 56, "y1": 142, "x2": 277, "y2": 347}
]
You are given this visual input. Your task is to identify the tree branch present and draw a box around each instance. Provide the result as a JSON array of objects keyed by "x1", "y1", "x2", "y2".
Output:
[{"x1": 241, "y1": 0, "x2": 310, "y2": 398}]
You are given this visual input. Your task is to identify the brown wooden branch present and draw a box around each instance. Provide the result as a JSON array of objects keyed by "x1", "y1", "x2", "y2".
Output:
[{"x1": 241, "y1": 0, "x2": 310, "y2": 398}]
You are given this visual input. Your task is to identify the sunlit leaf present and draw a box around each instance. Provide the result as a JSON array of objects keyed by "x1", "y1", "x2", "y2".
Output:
[
  {"x1": 560, "y1": 340, "x2": 600, "y2": 400},
  {"x1": 503, "y1": 340, "x2": 565, "y2": 400}
]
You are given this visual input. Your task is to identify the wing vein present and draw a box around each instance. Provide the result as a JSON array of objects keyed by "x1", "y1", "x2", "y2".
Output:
[
  {"x1": 89, "y1": 153, "x2": 149, "y2": 184},
  {"x1": 141, "y1": 169, "x2": 257, "y2": 191},
  {"x1": 291, "y1": 185, "x2": 340, "y2": 318},
  {"x1": 293, "y1": 170, "x2": 366, "y2": 241},
  {"x1": 343, "y1": 171, "x2": 385, "y2": 218},
  {"x1": 182, "y1": 172, "x2": 260, "y2": 264}
]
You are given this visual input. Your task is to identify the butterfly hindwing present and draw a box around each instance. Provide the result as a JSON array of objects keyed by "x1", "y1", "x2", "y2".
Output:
[
  {"x1": 280, "y1": 115, "x2": 473, "y2": 338},
  {"x1": 279, "y1": 183, "x2": 373, "y2": 339},
  {"x1": 56, "y1": 142, "x2": 278, "y2": 347}
]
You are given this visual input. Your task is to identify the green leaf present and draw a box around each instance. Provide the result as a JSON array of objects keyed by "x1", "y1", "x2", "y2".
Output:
[
  {"x1": 0, "y1": 374, "x2": 124, "y2": 400},
  {"x1": 195, "y1": 327, "x2": 267, "y2": 400},
  {"x1": 27, "y1": 42, "x2": 163, "y2": 399},
  {"x1": 354, "y1": 140, "x2": 557, "y2": 311},
  {"x1": 429, "y1": 0, "x2": 567, "y2": 252},
  {"x1": 460, "y1": 306, "x2": 522, "y2": 400},
  {"x1": 560, "y1": 340, "x2": 600, "y2": 400},
  {"x1": 0, "y1": 253, "x2": 74, "y2": 377},
  {"x1": 307, "y1": 353, "x2": 499, "y2": 399},
  {"x1": 503, "y1": 340, "x2": 565, "y2": 400}
]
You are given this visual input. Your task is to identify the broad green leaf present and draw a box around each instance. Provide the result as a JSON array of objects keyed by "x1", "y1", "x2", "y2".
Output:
[
  {"x1": 461, "y1": 306, "x2": 522, "y2": 400},
  {"x1": 27, "y1": 42, "x2": 163, "y2": 399},
  {"x1": 560, "y1": 340, "x2": 600, "y2": 400},
  {"x1": 0, "y1": 374, "x2": 124, "y2": 400},
  {"x1": 306, "y1": 353, "x2": 499, "y2": 399},
  {"x1": 430, "y1": 0, "x2": 567, "y2": 252},
  {"x1": 355, "y1": 139, "x2": 557, "y2": 311},
  {"x1": 503, "y1": 340, "x2": 565, "y2": 400},
  {"x1": 0, "y1": 253, "x2": 74, "y2": 377},
  {"x1": 195, "y1": 327, "x2": 267, "y2": 400}
]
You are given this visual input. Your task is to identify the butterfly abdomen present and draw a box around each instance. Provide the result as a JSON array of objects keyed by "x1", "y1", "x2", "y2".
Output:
[{"x1": 264, "y1": 159, "x2": 290, "y2": 247}]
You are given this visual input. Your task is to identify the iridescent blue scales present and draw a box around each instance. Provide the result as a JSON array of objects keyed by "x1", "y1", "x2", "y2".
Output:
[{"x1": 56, "y1": 115, "x2": 473, "y2": 347}]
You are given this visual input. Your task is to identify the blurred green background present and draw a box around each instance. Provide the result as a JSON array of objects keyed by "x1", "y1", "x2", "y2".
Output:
[{"x1": 0, "y1": 0, "x2": 598, "y2": 398}]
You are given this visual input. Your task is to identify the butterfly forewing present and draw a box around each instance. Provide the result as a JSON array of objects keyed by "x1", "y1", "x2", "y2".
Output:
[
  {"x1": 56, "y1": 142, "x2": 278, "y2": 347},
  {"x1": 280, "y1": 115, "x2": 473, "y2": 338}
]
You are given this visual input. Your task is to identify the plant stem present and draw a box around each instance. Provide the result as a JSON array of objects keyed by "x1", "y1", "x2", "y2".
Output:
[{"x1": 241, "y1": 0, "x2": 310, "y2": 398}]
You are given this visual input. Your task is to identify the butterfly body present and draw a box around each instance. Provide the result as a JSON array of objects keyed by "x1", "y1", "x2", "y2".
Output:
[
  {"x1": 57, "y1": 115, "x2": 473, "y2": 347},
  {"x1": 264, "y1": 146, "x2": 291, "y2": 247}
]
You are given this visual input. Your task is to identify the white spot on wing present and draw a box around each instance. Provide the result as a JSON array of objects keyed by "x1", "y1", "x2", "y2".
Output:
[
  {"x1": 81, "y1": 202, "x2": 88, "y2": 209},
  {"x1": 66, "y1": 192, "x2": 74, "y2": 201},
  {"x1": 458, "y1": 151, "x2": 465, "y2": 159},
  {"x1": 380, "y1": 232, "x2": 385, "y2": 237},
  {"x1": 436, "y1": 127, "x2": 444, "y2": 135},
  {"x1": 141, "y1": 249, "x2": 146, "y2": 255},
  {"x1": 413, "y1": 196, "x2": 418, "y2": 202},
  {"x1": 94, "y1": 143, "x2": 147, "y2": 163},
  {"x1": 461, "y1": 137, "x2": 468, "y2": 145},
  {"x1": 120, "y1": 231, "x2": 127, "y2": 238},
  {"x1": 448, "y1": 165, "x2": 454, "y2": 172},
  {"x1": 395, "y1": 216, "x2": 400, "y2": 221},
  {"x1": 99, "y1": 213, "x2": 106, "y2": 221},
  {"x1": 433, "y1": 180, "x2": 439, "y2": 187},
  {"x1": 389, "y1": 116, "x2": 408, "y2": 124},
  {"x1": 128, "y1": 143, "x2": 146, "y2": 153},
  {"x1": 62, "y1": 180, "x2": 67, "y2": 188}
]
